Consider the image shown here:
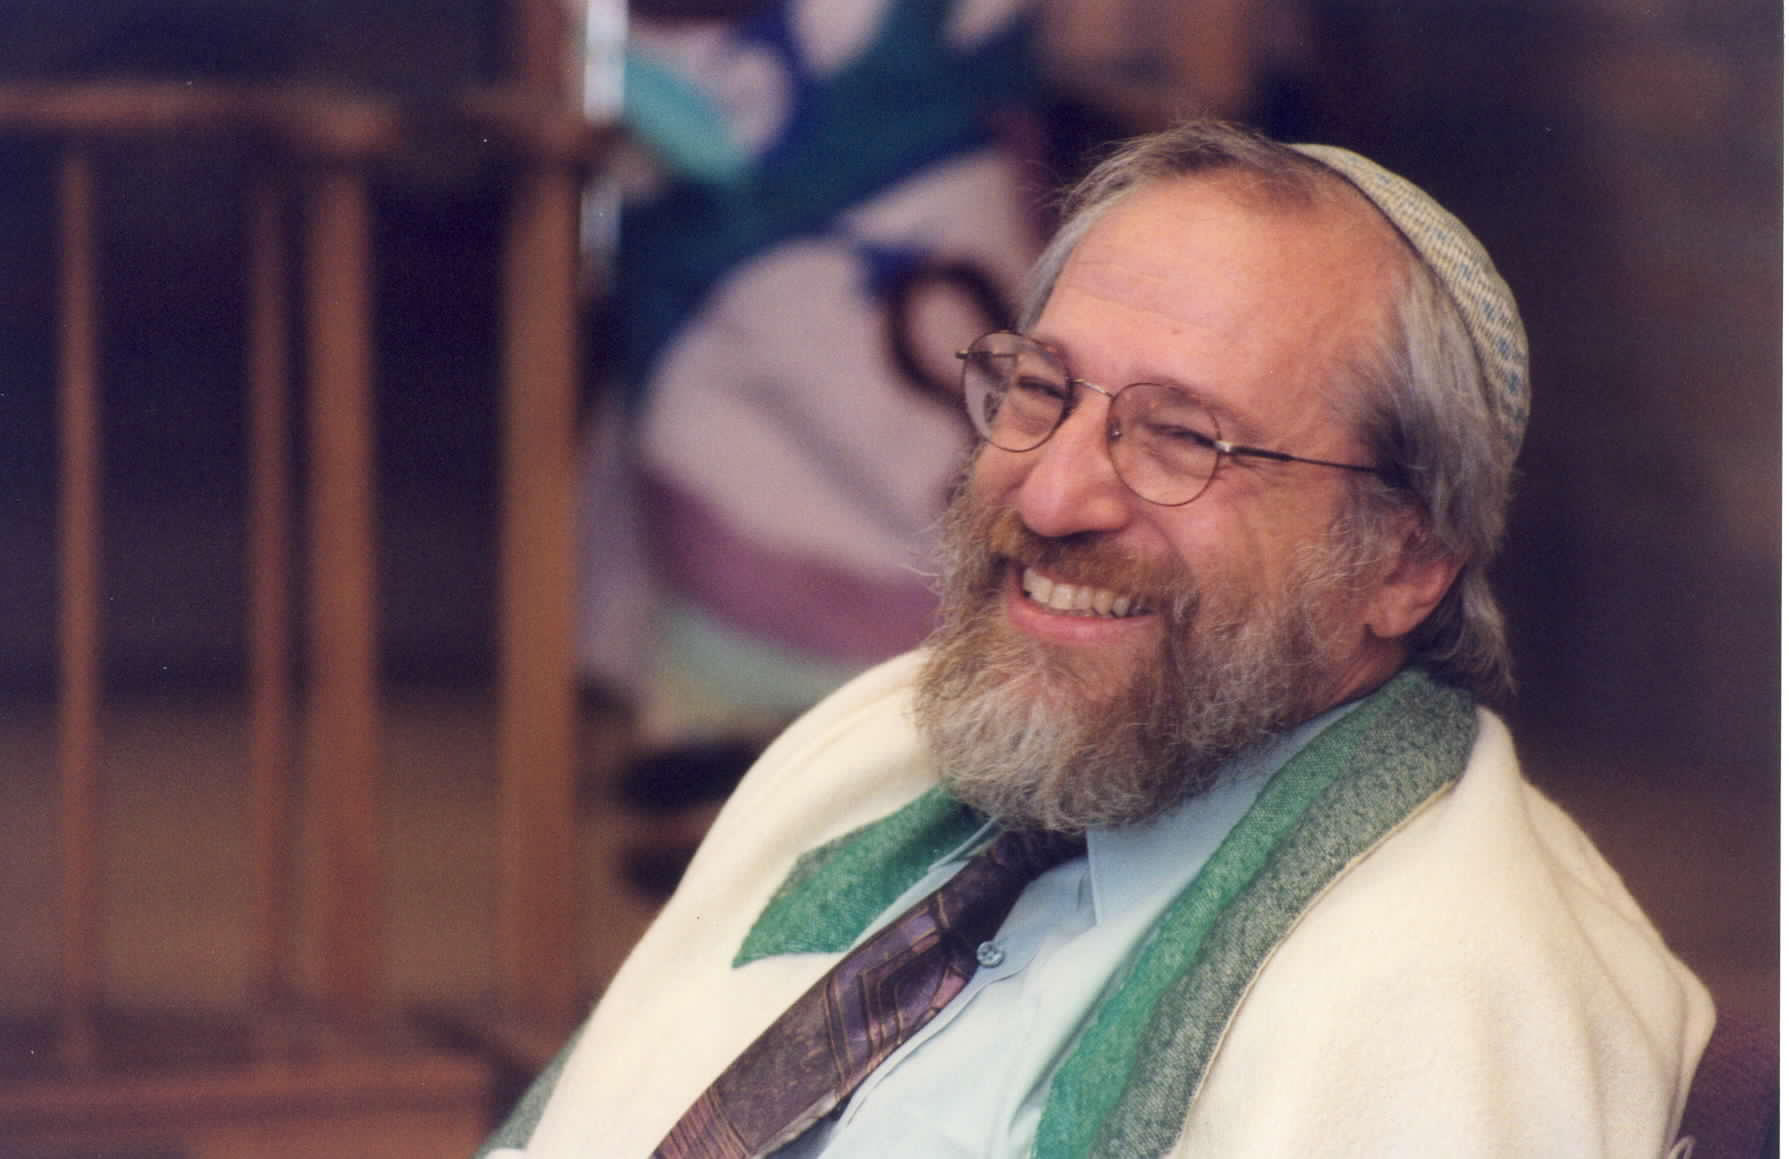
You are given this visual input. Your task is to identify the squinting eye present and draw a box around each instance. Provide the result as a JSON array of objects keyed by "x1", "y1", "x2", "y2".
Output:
[
  {"x1": 1144, "y1": 422, "x2": 1218, "y2": 449},
  {"x1": 1012, "y1": 375, "x2": 1070, "y2": 404}
]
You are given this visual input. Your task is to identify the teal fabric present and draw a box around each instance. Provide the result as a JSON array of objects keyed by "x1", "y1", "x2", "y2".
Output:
[
  {"x1": 735, "y1": 787, "x2": 985, "y2": 965},
  {"x1": 621, "y1": 50, "x2": 749, "y2": 185},
  {"x1": 736, "y1": 668, "x2": 1476, "y2": 1158},
  {"x1": 1048, "y1": 669, "x2": 1474, "y2": 1158}
]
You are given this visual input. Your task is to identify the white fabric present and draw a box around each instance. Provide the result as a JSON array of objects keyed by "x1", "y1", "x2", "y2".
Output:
[
  {"x1": 780, "y1": 715, "x2": 1292, "y2": 1157},
  {"x1": 522, "y1": 650, "x2": 1713, "y2": 1157},
  {"x1": 1176, "y1": 715, "x2": 1713, "y2": 1156}
]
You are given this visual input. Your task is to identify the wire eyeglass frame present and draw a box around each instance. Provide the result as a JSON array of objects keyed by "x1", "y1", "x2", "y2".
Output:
[{"x1": 956, "y1": 330, "x2": 1395, "y2": 507}]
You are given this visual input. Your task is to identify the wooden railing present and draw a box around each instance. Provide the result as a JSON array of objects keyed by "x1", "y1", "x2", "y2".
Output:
[{"x1": 1, "y1": 78, "x2": 610, "y2": 1154}]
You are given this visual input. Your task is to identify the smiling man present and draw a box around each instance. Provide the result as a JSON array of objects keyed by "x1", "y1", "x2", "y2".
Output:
[{"x1": 481, "y1": 121, "x2": 1712, "y2": 1158}]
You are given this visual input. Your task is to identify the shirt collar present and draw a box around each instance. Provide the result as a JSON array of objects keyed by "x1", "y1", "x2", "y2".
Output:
[{"x1": 1085, "y1": 699, "x2": 1361, "y2": 924}]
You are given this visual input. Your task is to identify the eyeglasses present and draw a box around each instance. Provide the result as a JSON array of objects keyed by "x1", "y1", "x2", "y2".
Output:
[{"x1": 956, "y1": 330, "x2": 1392, "y2": 507}]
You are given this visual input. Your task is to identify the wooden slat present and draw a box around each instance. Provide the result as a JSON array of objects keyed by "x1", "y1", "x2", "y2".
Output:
[
  {"x1": 247, "y1": 177, "x2": 297, "y2": 1010},
  {"x1": 510, "y1": 0, "x2": 579, "y2": 107},
  {"x1": 304, "y1": 164, "x2": 382, "y2": 1026},
  {"x1": 0, "y1": 80, "x2": 604, "y2": 165},
  {"x1": 56, "y1": 146, "x2": 102, "y2": 1069},
  {"x1": 0, "y1": 82, "x2": 399, "y2": 154},
  {"x1": 0, "y1": 1050, "x2": 489, "y2": 1123},
  {"x1": 0, "y1": 1027, "x2": 491, "y2": 1159},
  {"x1": 495, "y1": 163, "x2": 581, "y2": 1025}
]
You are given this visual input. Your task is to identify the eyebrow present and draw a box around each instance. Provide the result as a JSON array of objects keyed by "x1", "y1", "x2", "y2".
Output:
[{"x1": 1026, "y1": 330, "x2": 1273, "y2": 446}]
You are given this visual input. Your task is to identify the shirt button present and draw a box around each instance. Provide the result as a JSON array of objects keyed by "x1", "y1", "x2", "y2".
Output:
[{"x1": 975, "y1": 941, "x2": 1006, "y2": 968}]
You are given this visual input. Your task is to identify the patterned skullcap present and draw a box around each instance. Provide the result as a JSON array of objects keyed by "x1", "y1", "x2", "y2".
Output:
[{"x1": 1289, "y1": 143, "x2": 1530, "y2": 458}]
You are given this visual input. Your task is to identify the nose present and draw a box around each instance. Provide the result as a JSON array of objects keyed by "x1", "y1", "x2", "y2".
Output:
[{"x1": 1006, "y1": 392, "x2": 1133, "y2": 539}]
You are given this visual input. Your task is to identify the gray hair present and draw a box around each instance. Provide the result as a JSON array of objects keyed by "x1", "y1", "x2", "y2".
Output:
[{"x1": 1016, "y1": 120, "x2": 1522, "y2": 701}]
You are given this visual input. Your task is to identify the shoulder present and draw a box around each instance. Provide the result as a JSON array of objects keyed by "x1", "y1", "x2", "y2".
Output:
[
  {"x1": 1180, "y1": 709, "x2": 1714, "y2": 1157},
  {"x1": 638, "y1": 647, "x2": 938, "y2": 939},
  {"x1": 517, "y1": 650, "x2": 942, "y2": 1156}
]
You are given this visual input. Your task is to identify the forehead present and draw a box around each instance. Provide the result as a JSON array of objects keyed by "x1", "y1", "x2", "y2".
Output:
[{"x1": 1040, "y1": 174, "x2": 1404, "y2": 434}]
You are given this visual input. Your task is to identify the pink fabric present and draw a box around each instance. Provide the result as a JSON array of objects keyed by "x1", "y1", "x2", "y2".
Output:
[{"x1": 645, "y1": 474, "x2": 940, "y2": 665}]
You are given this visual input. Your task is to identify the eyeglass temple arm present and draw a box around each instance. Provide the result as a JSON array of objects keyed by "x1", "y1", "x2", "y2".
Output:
[{"x1": 1223, "y1": 442, "x2": 1403, "y2": 487}]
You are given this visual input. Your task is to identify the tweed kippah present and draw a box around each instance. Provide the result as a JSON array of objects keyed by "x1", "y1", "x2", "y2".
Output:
[{"x1": 1289, "y1": 143, "x2": 1530, "y2": 458}]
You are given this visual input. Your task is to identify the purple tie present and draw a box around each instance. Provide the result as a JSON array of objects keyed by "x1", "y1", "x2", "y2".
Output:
[{"x1": 653, "y1": 827, "x2": 1086, "y2": 1159}]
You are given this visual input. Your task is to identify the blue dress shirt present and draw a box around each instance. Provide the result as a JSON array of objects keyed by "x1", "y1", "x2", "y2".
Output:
[{"x1": 775, "y1": 705, "x2": 1351, "y2": 1157}]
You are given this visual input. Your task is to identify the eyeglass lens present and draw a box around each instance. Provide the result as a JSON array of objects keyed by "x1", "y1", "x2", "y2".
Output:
[{"x1": 959, "y1": 331, "x2": 1220, "y2": 506}]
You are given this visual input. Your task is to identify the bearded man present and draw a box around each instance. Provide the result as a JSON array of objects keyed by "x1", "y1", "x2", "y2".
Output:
[{"x1": 480, "y1": 121, "x2": 1712, "y2": 1158}]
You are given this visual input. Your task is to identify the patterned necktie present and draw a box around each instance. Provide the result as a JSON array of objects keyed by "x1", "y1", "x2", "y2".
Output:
[{"x1": 653, "y1": 827, "x2": 1086, "y2": 1159}]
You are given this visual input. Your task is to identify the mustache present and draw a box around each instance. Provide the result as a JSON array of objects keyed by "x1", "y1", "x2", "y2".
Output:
[{"x1": 982, "y1": 507, "x2": 1195, "y2": 611}]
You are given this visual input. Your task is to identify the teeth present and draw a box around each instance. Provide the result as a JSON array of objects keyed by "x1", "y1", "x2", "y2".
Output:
[{"x1": 1021, "y1": 567, "x2": 1148, "y2": 619}]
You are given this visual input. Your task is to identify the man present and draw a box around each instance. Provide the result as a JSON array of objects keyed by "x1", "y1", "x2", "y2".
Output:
[{"x1": 483, "y1": 121, "x2": 1712, "y2": 1157}]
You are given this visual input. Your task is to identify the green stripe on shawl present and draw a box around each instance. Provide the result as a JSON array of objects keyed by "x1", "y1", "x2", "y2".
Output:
[
  {"x1": 735, "y1": 787, "x2": 985, "y2": 965},
  {"x1": 731, "y1": 668, "x2": 1475, "y2": 1158},
  {"x1": 1041, "y1": 668, "x2": 1475, "y2": 1159}
]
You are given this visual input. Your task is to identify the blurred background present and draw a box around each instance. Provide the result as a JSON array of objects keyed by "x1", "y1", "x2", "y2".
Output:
[{"x1": 0, "y1": 0, "x2": 1777, "y2": 1154}]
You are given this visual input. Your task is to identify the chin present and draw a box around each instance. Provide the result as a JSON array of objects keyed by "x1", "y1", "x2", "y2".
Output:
[{"x1": 1023, "y1": 639, "x2": 1154, "y2": 716}]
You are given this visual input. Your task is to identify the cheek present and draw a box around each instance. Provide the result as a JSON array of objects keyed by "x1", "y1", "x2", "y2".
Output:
[
  {"x1": 1155, "y1": 514, "x2": 1286, "y2": 625},
  {"x1": 1155, "y1": 510, "x2": 1237, "y2": 580}
]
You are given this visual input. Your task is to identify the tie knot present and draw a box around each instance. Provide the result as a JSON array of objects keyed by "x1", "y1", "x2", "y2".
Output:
[{"x1": 982, "y1": 827, "x2": 1087, "y2": 880}]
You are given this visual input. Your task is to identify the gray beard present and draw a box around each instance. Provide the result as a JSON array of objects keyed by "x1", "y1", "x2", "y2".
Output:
[{"x1": 914, "y1": 485, "x2": 1361, "y2": 834}]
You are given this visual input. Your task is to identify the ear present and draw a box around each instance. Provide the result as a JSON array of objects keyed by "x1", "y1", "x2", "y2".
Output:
[{"x1": 1364, "y1": 518, "x2": 1463, "y2": 642}]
